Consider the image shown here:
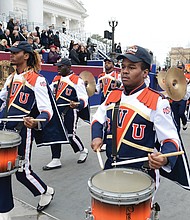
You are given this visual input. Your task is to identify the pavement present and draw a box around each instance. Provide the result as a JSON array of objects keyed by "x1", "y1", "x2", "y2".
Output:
[
  {"x1": 6, "y1": 107, "x2": 190, "y2": 220},
  {"x1": 10, "y1": 197, "x2": 58, "y2": 220}
]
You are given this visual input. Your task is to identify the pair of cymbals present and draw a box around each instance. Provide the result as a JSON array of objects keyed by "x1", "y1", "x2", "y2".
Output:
[
  {"x1": 79, "y1": 71, "x2": 96, "y2": 97},
  {"x1": 157, "y1": 67, "x2": 186, "y2": 101}
]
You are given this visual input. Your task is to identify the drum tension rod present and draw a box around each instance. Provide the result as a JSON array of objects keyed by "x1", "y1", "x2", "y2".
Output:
[{"x1": 152, "y1": 202, "x2": 160, "y2": 220}]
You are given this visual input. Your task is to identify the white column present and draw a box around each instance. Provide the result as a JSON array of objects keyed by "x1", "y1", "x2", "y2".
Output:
[
  {"x1": 0, "y1": 0, "x2": 13, "y2": 17},
  {"x1": 51, "y1": 14, "x2": 56, "y2": 27},
  {"x1": 27, "y1": 0, "x2": 43, "y2": 31},
  {"x1": 66, "y1": 18, "x2": 70, "y2": 30}
]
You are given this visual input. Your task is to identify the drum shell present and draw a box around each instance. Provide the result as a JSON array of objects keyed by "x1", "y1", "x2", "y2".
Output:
[
  {"x1": 0, "y1": 130, "x2": 21, "y2": 173},
  {"x1": 88, "y1": 168, "x2": 155, "y2": 220}
]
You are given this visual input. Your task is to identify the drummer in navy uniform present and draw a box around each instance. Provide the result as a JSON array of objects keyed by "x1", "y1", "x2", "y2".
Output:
[
  {"x1": 42, "y1": 58, "x2": 89, "y2": 170},
  {"x1": 0, "y1": 41, "x2": 62, "y2": 218},
  {"x1": 91, "y1": 45, "x2": 183, "y2": 195}
]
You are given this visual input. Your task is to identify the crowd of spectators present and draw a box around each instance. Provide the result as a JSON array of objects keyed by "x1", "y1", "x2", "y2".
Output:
[{"x1": 0, "y1": 18, "x2": 95, "y2": 65}]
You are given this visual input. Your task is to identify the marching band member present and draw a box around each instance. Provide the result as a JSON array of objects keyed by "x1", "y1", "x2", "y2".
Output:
[
  {"x1": 91, "y1": 45, "x2": 186, "y2": 191},
  {"x1": 0, "y1": 41, "x2": 57, "y2": 218},
  {"x1": 96, "y1": 58, "x2": 121, "y2": 151},
  {"x1": 43, "y1": 58, "x2": 89, "y2": 170},
  {"x1": 96, "y1": 58, "x2": 121, "y2": 104}
]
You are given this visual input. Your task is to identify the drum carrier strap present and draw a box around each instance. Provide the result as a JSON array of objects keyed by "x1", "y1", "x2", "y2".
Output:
[
  {"x1": 55, "y1": 79, "x2": 70, "y2": 116},
  {"x1": 112, "y1": 99, "x2": 120, "y2": 165}
]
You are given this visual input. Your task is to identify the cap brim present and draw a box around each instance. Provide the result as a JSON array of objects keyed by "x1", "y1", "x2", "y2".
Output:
[
  {"x1": 5, "y1": 47, "x2": 22, "y2": 52},
  {"x1": 54, "y1": 62, "x2": 62, "y2": 66},
  {"x1": 117, "y1": 54, "x2": 142, "y2": 63}
]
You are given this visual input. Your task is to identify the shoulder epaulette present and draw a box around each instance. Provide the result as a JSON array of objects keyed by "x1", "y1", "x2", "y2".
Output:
[
  {"x1": 137, "y1": 87, "x2": 162, "y2": 110},
  {"x1": 24, "y1": 71, "x2": 39, "y2": 87},
  {"x1": 52, "y1": 75, "x2": 61, "y2": 82},
  {"x1": 98, "y1": 72, "x2": 105, "y2": 79},
  {"x1": 70, "y1": 74, "x2": 79, "y2": 84},
  {"x1": 105, "y1": 89, "x2": 123, "y2": 106}
]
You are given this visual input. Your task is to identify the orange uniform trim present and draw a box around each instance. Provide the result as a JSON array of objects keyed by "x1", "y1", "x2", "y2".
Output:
[
  {"x1": 24, "y1": 71, "x2": 39, "y2": 87},
  {"x1": 69, "y1": 74, "x2": 79, "y2": 84},
  {"x1": 137, "y1": 88, "x2": 160, "y2": 110},
  {"x1": 53, "y1": 75, "x2": 61, "y2": 82},
  {"x1": 105, "y1": 90, "x2": 122, "y2": 106},
  {"x1": 163, "y1": 139, "x2": 179, "y2": 151}
]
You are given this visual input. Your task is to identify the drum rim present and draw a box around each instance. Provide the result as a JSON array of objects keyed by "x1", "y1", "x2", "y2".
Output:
[
  {"x1": 0, "y1": 130, "x2": 21, "y2": 148},
  {"x1": 88, "y1": 168, "x2": 155, "y2": 205}
]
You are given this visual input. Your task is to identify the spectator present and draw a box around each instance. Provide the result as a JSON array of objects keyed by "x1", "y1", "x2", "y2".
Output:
[
  {"x1": 0, "y1": 39, "x2": 9, "y2": 51},
  {"x1": 0, "y1": 23, "x2": 4, "y2": 36},
  {"x1": 0, "y1": 29, "x2": 12, "y2": 47},
  {"x1": 27, "y1": 36, "x2": 34, "y2": 47},
  {"x1": 33, "y1": 37, "x2": 41, "y2": 50},
  {"x1": 53, "y1": 31, "x2": 61, "y2": 48},
  {"x1": 40, "y1": 30, "x2": 49, "y2": 49},
  {"x1": 115, "y1": 42, "x2": 122, "y2": 53},
  {"x1": 62, "y1": 21, "x2": 66, "y2": 34},
  {"x1": 47, "y1": 45, "x2": 61, "y2": 64},
  {"x1": 69, "y1": 42, "x2": 80, "y2": 65},
  {"x1": 78, "y1": 45, "x2": 88, "y2": 65},
  {"x1": 7, "y1": 18, "x2": 14, "y2": 35},
  {"x1": 69, "y1": 40, "x2": 74, "y2": 52},
  {"x1": 35, "y1": 26, "x2": 41, "y2": 39},
  {"x1": 11, "y1": 30, "x2": 20, "y2": 44}
]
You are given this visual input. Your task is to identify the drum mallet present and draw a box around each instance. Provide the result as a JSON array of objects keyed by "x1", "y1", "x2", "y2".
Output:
[
  {"x1": 111, "y1": 151, "x2": 184, "y2": 166},
  {"x1": 0, "y1": 118, "x2": 46, "y2": 122},
  {"x1": 96, "y1": 149, "x2": 104, "y2": 169}
]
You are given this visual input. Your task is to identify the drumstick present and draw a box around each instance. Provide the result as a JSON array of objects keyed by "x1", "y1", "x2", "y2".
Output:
[
  {"x1": 59, "y1": 95, "x2": 71, "y2": 103},
  {"x1": 57, "y1": 102, "x2": 80, "y2": 107},
  {"x1": 96, "y1": 149, "x2": 104, "y2": 169},
  {"x1": 0, "y1": 118, "x2": 46, "y2": 122},
  {"x1": 111, "y1": 151, "x2": 184, "y2": 166}
]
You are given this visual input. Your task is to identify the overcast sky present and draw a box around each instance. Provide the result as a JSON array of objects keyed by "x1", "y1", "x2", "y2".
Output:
[{"x1": 81, "y1": 0, "x2": 190, "y2": 65}]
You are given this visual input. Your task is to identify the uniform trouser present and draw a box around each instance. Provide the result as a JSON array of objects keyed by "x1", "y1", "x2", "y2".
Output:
[
  {"x1": 0, "y1": 176, "x2": 14, "y2": 212},
  {"x1": 171, "y1": 100, "x2": 187, "y2": 132},
  {"x1": 50, "y1": 108, "x2": 84, "y2": 158},
  {"x1": 15, "y1": 126, "x2": 47, "y2": 196}
]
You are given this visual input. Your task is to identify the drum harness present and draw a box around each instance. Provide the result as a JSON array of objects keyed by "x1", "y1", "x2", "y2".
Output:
[{"x1": 112, "y1": 99, "x2": 161, "y2": 220}]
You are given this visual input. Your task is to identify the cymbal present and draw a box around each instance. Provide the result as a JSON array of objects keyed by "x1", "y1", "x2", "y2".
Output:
[
  {"x1": 79, "y1": 71, "x2": 96, "y2": 97},
  {"x1": 157, "y1": 70, "x2": 167, "y2": 90},
  {"x1": 165, "y1": 67, "x2": 187, "y2": 101}
]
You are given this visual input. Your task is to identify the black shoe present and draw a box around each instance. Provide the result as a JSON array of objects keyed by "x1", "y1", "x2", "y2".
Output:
[
  {"x1": 37, "y1": 187, "x2": 55, "y2": 212},
  {"x1": 42, "y1": 165, "x2": 62, "y2": 171},
  {"x1": 183, "y1": 124, "x2": 188, "y2": 130}
]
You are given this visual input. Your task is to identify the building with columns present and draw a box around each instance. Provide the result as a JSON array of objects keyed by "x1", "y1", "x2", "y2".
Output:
[
  {"x1": 169, "y1": 47, "x2": 190, "y2": 67},
  {"x1": 0, "y1": 0, "x2": 88, "y2": 33}
]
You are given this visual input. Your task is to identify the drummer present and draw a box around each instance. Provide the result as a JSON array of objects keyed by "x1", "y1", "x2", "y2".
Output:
[
  {"x1": 0, "y1": 41, "x2": 55, "y2": 218},
  {"x1": 42, "y1": 58, "x2": 89, "y2": 170},
  {"x1": 96, "y1": 58, "x2": 121, "y2": 104},
  {"x1": 96, "y1": 58, "x2": 122, "y2": 151},
  {"x1": 91, "y1": 45, "x2": 180, "y2": 189}
]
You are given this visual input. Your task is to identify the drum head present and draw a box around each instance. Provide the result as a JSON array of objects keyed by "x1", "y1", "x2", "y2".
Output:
[
  {"x1": 0, "y1": 130, "x2": 21, "y2": 148},
  {"x1": 88, "y1": 168, "x2": 155, "y2": 205}
]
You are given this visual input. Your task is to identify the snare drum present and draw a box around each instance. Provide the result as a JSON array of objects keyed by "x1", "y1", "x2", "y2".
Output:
[
  {"x1": 0, "y1": 130, "x2": 21, "y2": 177},
  {"x1": 87, "y1": 168, "x2": 155, "y2": 220}
]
